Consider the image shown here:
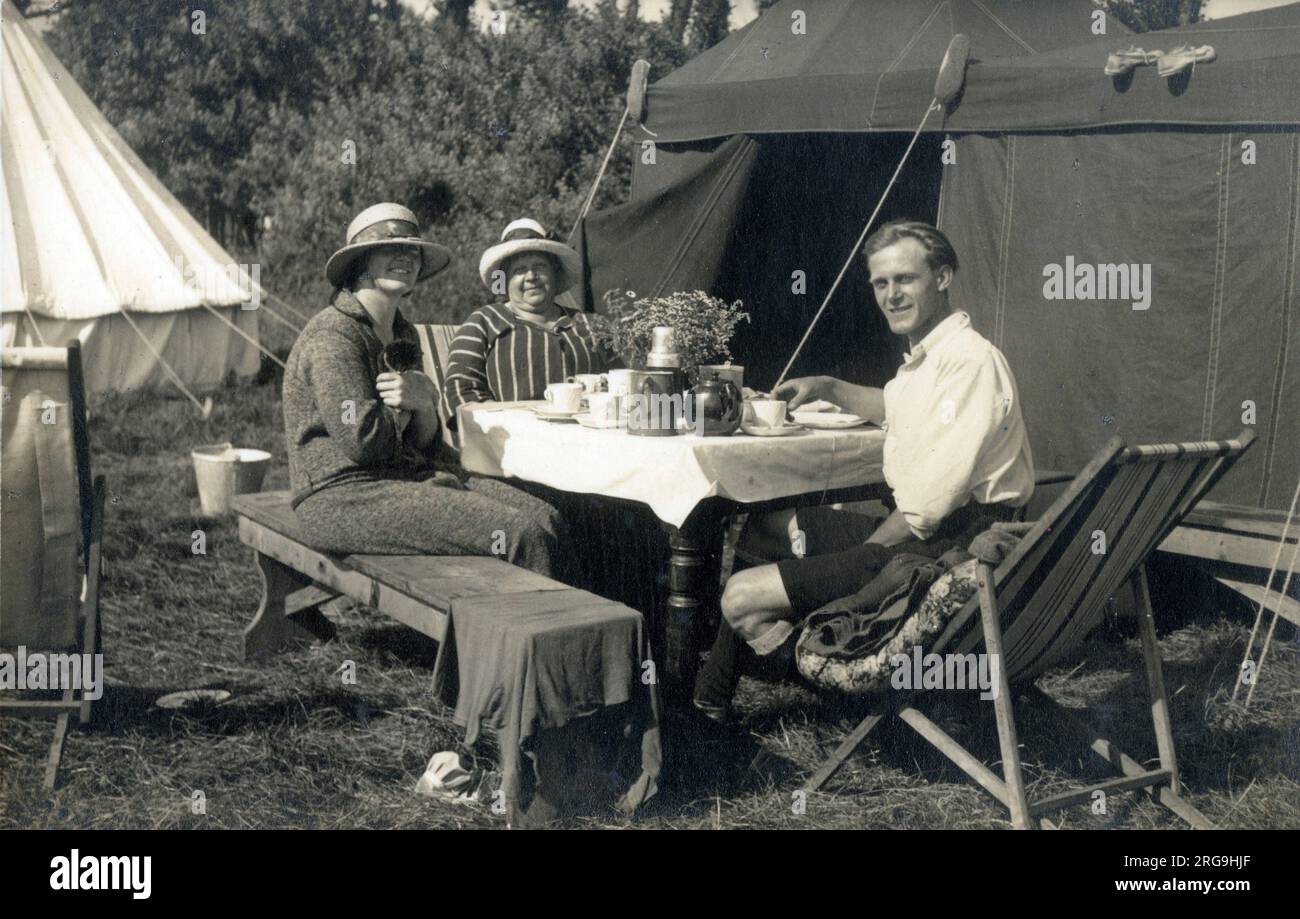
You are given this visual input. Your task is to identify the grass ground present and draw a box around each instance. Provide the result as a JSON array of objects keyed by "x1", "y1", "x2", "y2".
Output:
[{"x1": 2, "y1": 372, "x2": 1297, "y2": 829}]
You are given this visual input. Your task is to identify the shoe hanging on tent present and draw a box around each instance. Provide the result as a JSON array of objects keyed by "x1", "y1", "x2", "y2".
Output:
[
  {"x1": 1104, "y1": 46, "x2": 1164, "y2": 76},
  {"x1": 1157, "y1": 45, "x2": 1216, "y2": 78}
]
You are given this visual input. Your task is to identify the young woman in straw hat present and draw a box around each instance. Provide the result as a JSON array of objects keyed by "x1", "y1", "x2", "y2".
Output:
[
  {"x1": 281, "y1": 203, "x2": 568, "y2": 576},
  {"x1": 441, "y1": 218, "x2": 613, "y2": 426}
]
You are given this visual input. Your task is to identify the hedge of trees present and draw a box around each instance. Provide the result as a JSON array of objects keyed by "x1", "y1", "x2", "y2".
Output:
[{"x1": 44, "y1": 0, "x2": 689, "y2": 328}]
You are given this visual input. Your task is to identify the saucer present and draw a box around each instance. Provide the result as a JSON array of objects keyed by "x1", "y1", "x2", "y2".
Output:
[
  {"x1": 533, "y1": 406, "x2": 582, "y2": 421},
  {"x1": 791, "y1": 412, "x2": 869, "y2": 430},
  {"x1": 575, "y1": 413, "x2": 622, "y2": 430},
  {"x1": 740, "y1": 422, "x2": 805, "y2": 437}
]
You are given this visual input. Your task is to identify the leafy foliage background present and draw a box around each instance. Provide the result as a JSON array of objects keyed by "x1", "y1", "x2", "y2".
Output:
[
  {"x1": 39, "y1": 0, "x2": 1192, "y2": 331},
  {"x1": 44, "y1": 0, "x2": 687, "y2": 328}
]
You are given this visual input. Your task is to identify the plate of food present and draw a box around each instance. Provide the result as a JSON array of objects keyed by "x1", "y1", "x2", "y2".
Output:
[{"x1": 791, "y1": 411, "x2": 869, "y2": 430}]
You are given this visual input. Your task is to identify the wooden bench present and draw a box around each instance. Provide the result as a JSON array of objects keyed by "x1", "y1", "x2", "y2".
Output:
[
  {"x1": 234, "y1": 490, "x2": 662, "y2": 820},
  {"x1": 1158, "y1": 499, "x2": 1300, "y2": 627},
  {"x1": 233, "y1": 490, "x2": 578, "y2": 658}
]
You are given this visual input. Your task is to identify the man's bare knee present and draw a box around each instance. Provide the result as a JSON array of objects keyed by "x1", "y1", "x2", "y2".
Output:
[
  {"x1": 721, "y1": 566, "x2": 791, "y2": 641},
  {"x1": 720, "y1": 576, "x2": 754, "y2": 624}
]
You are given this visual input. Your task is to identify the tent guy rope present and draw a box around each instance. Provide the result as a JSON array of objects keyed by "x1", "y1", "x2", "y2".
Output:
[
  {"x1": 568, "y1": 60, "x2": 650, "y2": 245},
  {"x1": 113, "y1": 305, "x2": 213, "y2": 419},
  {"x1": 264, "y1": 290, "x2": 314, "y2": 326},
  {"x1": 775, "y1": 34, "x2": 971, "y2": 390},
  {"x1": 198, "y1": 302, "x2": 287, "y2": 370},
  {"x1": 1232, "y1": 468, "x2": 1300, "y2": 707},
  {"x1": 21, "y1": 306, "x2": 49, "y2": 347}
]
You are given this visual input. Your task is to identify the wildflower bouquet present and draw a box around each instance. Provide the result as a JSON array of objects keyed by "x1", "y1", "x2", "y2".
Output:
[{"x1": 592, "y1": 289, "x2": 749, "y2": 383}]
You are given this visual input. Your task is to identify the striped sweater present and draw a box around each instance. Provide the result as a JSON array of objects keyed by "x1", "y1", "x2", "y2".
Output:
[{"x1": 441, "y1": 302, "x2": 612, "y2": 426}]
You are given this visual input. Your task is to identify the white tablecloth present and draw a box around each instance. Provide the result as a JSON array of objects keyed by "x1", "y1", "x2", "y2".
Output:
[{"x1": 458, "y1": 402, "x2": 886, "y2": 528}]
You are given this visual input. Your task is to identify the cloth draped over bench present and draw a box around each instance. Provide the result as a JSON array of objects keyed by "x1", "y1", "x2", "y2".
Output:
[{"x1": 431, "y1": 589, "x2": 661, "y2": 818}]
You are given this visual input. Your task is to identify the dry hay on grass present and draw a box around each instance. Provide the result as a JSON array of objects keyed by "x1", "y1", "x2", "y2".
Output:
[{"x1": 2, "y1": 379, "x2": 1298, "y2": 829}]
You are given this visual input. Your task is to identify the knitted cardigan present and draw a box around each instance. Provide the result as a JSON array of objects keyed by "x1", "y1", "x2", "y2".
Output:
[{"x1": 282, "y1": 290, "x2": 439, "y2": 509}]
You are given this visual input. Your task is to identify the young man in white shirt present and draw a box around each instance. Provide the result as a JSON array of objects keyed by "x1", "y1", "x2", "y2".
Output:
[{"x1": 693, "y1": 220, "x2": 1035, "y2": 719}]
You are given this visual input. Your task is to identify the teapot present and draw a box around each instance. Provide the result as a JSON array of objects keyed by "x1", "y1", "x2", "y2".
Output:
[{"x1": 686, "y1": 371, "x2": 743, "y2": 436}]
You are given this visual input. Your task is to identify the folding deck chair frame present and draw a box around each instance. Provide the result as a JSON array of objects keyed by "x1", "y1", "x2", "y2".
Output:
[
  {"x1": 1, "y1": 342, "x2": 106, "y2": 789},
  {"x1": 804, "y1": 431, "x2": 1256, "y2": 830}
]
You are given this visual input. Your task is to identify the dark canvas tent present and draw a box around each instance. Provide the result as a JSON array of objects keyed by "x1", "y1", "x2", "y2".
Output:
[
  {"x1": 582, "y1": 0, "x2": 1130, "y2": 389},
  {"x1": 580, "y1": 1, "x2": 1299, "y2": 511}
]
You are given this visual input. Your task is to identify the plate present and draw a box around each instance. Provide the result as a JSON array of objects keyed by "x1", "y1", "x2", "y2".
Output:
[
  {"x1": 740, "y1": 422, "x2": 806, "y2": 437},
  {"x1": 533, "y1": 406, "x2": 582, "y2": 421},
  {"x1": 575, "y1": 413, "x2": 622, "y2": 430},
  {"x1": 155, "y1": 689, "x2": 232, "y2": 710},
  {"x1": 791, "y1": 412, "x2": 869, "y2": 430}
]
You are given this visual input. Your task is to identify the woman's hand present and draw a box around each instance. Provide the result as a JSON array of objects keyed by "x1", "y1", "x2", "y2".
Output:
[{"x1": 376, "y1": 371, "x2": 436, "y2": 413}]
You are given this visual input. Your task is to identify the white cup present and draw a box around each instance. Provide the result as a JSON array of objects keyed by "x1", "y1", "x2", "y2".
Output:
[
  {"x1": 606, "y1": 369, "x2": 635, "y2": 418},
  {"x1": 544, "y1": 382, "x2": 583, "y2": 413},
  {"x1": 748, "y1": 399, "x2": 788, "y2": 428},
  {"x1": 586, "y1": 392, "x2": 617, "y2": 422},
  {"x1": 605, "y1": 369, "x2": 634, "y2": 397}
]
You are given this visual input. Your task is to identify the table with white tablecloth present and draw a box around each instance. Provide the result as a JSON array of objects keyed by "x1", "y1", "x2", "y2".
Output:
[{"x1": 457, "y1": 402, "x2": 889, "y2": 694}]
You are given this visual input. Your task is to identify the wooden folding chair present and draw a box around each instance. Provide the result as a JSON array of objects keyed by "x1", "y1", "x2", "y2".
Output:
[
  {"x1": 804, "y1": 431, "x2": 1256, "y2": 829},
  {"x1": 1, "y1": 342, "x2": 106, "y2": 789}
]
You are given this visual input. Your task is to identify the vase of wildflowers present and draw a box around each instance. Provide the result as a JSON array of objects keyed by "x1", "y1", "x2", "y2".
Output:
[{"x1": 592, "y1": 289, "x2": 749, "y2": 386}]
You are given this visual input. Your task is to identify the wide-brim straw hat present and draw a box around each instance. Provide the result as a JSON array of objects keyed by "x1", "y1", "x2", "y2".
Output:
[
  {"x1": 325, "y1": 203, "x2": 452, "y2": 289},
  {"x1": 478, "y1": 218, "x2": 581, "y2": 294}
]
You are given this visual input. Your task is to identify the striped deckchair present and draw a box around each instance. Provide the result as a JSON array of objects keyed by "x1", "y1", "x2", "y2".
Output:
[
  {"x1": 805, "y1": 431, "x2": 1256, "y2": 829},
  {"x1": 411, "y1": 322, "x2": 459, "y2": 449},
  {"x1": 1, "y1": 342, "x2": 107, "y2": 789}
]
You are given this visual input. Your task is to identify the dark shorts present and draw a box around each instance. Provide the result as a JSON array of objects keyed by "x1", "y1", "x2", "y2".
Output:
[{"x1": 776, "y1": 502, "x2": 1017, "y2": 613}]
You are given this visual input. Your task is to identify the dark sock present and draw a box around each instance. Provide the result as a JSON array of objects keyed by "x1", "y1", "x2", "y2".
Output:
[{"x1": 694, "y1": 619, "x2": 743, "y2": 707}]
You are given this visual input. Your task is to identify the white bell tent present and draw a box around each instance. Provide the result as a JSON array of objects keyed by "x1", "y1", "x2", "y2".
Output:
[{"x1": 1, "y1": 0, "x2": 270, "y2": 397}]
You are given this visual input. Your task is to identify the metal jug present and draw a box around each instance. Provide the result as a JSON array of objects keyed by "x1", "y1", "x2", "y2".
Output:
[{"x1": 686, "y1": 371, "x2": 742, "y2": 436}]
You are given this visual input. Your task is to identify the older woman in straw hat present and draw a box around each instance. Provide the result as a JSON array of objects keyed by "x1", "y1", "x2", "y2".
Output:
[
  {"x1": 282, "y1": 203, "x2": 568, "y2": 577},
  {"x1": 441, "y1": 218, "x2": 612, "y2": 426}
]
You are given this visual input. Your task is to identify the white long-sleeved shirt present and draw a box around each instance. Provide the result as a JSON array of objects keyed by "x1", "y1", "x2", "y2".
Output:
[{"x1": 882, "y1": 310, "x2": 1035, "y2": 539}]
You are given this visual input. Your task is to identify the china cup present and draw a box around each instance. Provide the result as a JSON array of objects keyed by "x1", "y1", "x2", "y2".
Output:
[
  {"x1": 747, "y1": 399, "x2": 788, "y2": 428},
  {"x1": 543, "y1": 382, "x2": 584, "y2": 413},
  {"x1": 606, "y1": 369, "x2": 635, "y2": 419},
  {"x1": 605, "y1": 369, "x2": 634, "y2": 397},
  {"x1": 586, "y1": 392, "x2": 618, "y2": 423}
]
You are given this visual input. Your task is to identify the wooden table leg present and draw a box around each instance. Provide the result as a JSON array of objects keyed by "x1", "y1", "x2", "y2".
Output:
[{"x1": 662, "y1": 503, "x2": 727, "y2": 702}]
